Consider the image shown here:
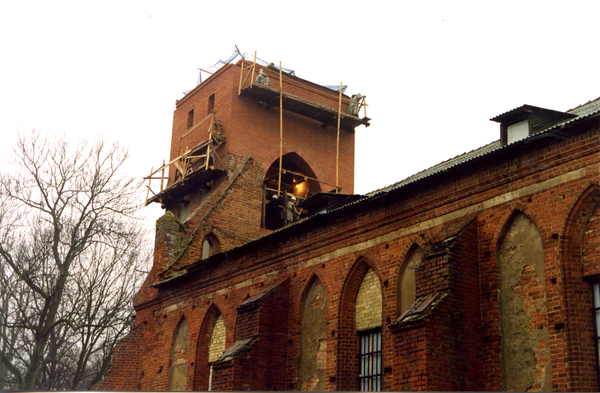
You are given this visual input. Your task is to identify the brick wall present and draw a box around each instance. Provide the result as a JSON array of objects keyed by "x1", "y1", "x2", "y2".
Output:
[
  {"x1": 93, "y1": 323, "x2": 146, "y2": 391},
  {"x1": 169, "y1": 63, "x2": 355, "y2": 194},
  {"x1": 208, "y1": 315, "x2": 225, "y2": 363},
  {"x1": 97, "y1": 76, "x2": 600, "y2": 391},
  {"x1": 355, "y1": 268, "x2": 383, "y2": 331}
]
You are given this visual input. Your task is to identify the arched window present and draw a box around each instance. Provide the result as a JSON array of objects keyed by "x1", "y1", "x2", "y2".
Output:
[
  {"x1": 167, "y1": 317, "x2": 190, "y2": 391},
  {"x1": 262, "y1": 152, "x2": 321, "y2": 230},
  {"x1": 497, "y1": 211, "x2": 550, "y2": 391},
  {"x1": 396, "y1": 245, "x2": 423, "y2": 318},
  {"x1": 202, "y1": 236, "x2": 215, "y2": 260},
  {"x1": 297, "y1": 276, "x2": 327, "y2": 391},
  {"x1": 194, "y1": 307, "x2": 226, "y2": 390},
  {"x1": 355, "y1": 269, "x2": 382, "y2": 392},
  {"x1": 207, "y1": 314, "x2": 225, "y2": 390}
]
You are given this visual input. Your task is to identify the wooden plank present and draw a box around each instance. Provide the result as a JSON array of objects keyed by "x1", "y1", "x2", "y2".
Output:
[
  {"x1": 205, "y1": 143, "x2": 211, "y2": 170},
  {"x1": 278, "y1": 61, "x2": 283, "y2": 197},
  {"x1": 336, "y1": 82, "x2": 342, "y2": 193},
  {"x1": 181, "y1": 112, "x2": 213, "y2": 140},
  {"x1": 145, "y1": 183, "x2": 157, "y2": 196},
  {"x1": 240, "y1": 84, "x2": 369, "y2": 131},
  {"x1": 238, "y1": 62, "x2": 244, "y2": 95},
  {"x1": 143, "y1": 176, "x2": 168, "y2": 180},
  {"x1": 251, "y1": 51, "x2": 256, "y2": 87},
  {"x1": 240, "y1": 52, "x2": 256, "y2": 91},
  {"x1": 145, "y1": 166, "x2": 153, "y2": 204},
  {"x1": 212, "y1": 148, "x2": 225, "y2": 170},
  {"x1": 160, "y1": 160, "x2": 165, "y2": 192},
  {"x1": 261, "y1": 182, "x2": 266, "y2": 229},
  {"x1": 173, "y1": 161, "x2": 185, "y2": 177},
  {"x1": 362, "y1": 96, "x2": 368, "y2": 118}
]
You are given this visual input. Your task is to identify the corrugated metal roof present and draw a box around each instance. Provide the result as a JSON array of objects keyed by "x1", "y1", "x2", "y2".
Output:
[
  {"x1": 568, "y1": 96, "x2": 600, "y2": 117},
  {"x1": 367, "y1": 95, "x2": 600, "y2": 198},
  {"x1": 170, "y1": 95, "x2": 600, "y2": 280}
]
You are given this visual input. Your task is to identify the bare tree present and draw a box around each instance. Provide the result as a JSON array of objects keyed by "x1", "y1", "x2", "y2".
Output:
[{"x1": 0, "y1": 131, "x2": 149, "y2": 390}]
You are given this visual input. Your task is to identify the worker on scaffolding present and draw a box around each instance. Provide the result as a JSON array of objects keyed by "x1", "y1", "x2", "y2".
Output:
[
  {"x1": 266, "y1": 194, "x2": 281, "y2": 230},
  {"x1": 255, "y1": 69, "x2": 271, "y2": 86},
  {"x1": 348, "y1": 93, "x2": 364, "y2": 116},
  {"x1": 283, "y1": 195, "x2": 300, "y2": 226}
]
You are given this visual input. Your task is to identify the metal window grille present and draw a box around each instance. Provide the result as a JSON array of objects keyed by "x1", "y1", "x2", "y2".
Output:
[{"x1": 359, "y1": 329, "x2": 382, "y2": 391}]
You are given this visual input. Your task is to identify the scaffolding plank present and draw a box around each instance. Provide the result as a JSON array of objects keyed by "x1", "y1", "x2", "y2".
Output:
[{"x1": 240, "y1": 85, "x2": 369, "y2": 132}]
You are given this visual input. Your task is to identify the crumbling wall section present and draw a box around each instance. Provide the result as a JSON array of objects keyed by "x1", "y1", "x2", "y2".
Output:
[
  {"x1": 297, "y1": 276, "x2": 327, "y2": 391},
  {"x1": 92, "y1": 323, "x2": 147, "y2": 391},
  {"x1": 497, "y1": 212, "x2": 551, "y2": 391},
  {"x1": 211, "y1": 279, "x2": 290, "y2": 391},
  {"x1": 396, "y1": 245, "x2": 422, "y2": 318},
  {"x1": 167, "y1": 318, "x2": 190, "y2": 391}
]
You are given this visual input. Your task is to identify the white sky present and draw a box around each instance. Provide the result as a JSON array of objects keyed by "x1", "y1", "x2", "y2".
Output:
[{"x1": 2, "y1": 1, "x2": 600, "y2": 223}]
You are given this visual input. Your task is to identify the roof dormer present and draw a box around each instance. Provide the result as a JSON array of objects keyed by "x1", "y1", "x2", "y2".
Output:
[{"x1": 491, "y1": 105, "x2": 577, "y2": 146}]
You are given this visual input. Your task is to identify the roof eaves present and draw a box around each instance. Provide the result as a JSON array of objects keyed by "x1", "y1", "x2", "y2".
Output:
[{"x1": 163, "y1": 98, "x2": 600, "y2": 285}]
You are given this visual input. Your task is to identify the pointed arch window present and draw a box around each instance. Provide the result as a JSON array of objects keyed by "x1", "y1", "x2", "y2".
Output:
[
  {"x1": 194, "y1": 307, "x2": 226, "y2": 391},
  {"x1": 397, "y1": 245, "x2": 423, "y2": 318},
  {"x1": 298, "y1": 276, "x2": 327, "y2": 390},
  {"x1": 355, "y1": 268, "x2": 382, "y2": 391},
  {"x1": 497, "y1": 212, "x2": 550, "y2": 391},
  {"x1": 207, "y1": 314, "x2": 225, "y2": 391},
  {"x1": 584, "y1": 275, "x2": 600, "y2": 388},
  {"x1": 167, "y1": 318, "x2": 190, "y2": 391},
  {"x1": 359, "y1": 328, "x2": 382, "y2": 392},
  {"x1": 202, "y1": 237, "x2": 214, "y2": 260}
]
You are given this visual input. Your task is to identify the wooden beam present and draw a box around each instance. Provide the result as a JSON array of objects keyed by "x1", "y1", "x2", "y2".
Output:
[
  {"x1": 181, "y1": 112, "x2": 214, "y2": 140},
  {"x1": 145, "y1": 166, "x2": 153, "y2": 204},
  {"x1": 160, "y1": 160, "x2": 165, "y2": 192},
  {"x1": 173, "y1": 161, "x2": 185, "y2": 177},
  {"x1": 336, "y1": 82, "x2": 342, "y2": 193},
  {"x1": 238, "y1": 62, "x2": 244, "y2": 95},
  {"x1": 251, "y1": 51, "x2": 256, "y2": 86},
  {"x1": 278, "y1": 61, "x2": 283, "y2": 197}
]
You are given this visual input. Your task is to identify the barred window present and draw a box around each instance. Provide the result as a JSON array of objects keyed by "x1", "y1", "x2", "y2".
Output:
[
  {"x1": 592, "y1": 282, "x2": 600, "y2": 387},
  {"x1": 359, "y1": 329, "x2": 382, "y2": 391}
]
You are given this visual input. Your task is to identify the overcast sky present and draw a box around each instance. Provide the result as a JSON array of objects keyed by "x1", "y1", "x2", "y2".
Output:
[{"x1": 2, "y1": 1, "x2": 600, "y2": 222}]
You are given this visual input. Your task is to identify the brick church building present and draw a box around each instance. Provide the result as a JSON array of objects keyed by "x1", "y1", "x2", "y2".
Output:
[{"x1": 95, "y1": 57, "x2": 600, "y2": 391}]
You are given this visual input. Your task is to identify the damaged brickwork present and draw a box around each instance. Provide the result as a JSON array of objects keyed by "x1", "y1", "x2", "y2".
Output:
[
  {"x1": 497, "y1": 212, "x2": 551, "y2": 391},
  {"x1": 297, "y1": 276, "x2": 327, "y2": 391},
  {"x1": 95, "y1": 62, "x2": 600, "y2": 391}
]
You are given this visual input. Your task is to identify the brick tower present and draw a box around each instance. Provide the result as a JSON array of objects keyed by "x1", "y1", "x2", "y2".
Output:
[{"x1": 143, "y1": 57, "x2": 370, "y2": 280}]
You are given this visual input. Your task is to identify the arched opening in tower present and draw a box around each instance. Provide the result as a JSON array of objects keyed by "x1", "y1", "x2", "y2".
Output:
[{"x1": 263, "y1": 152, "x2": 321, "y2": 230}]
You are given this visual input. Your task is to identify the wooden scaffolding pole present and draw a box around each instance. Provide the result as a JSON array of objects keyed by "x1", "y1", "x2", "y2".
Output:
[
  {"x1": 336, "y1": 82, "x2": 342, "y2": 193},
  {"x1": 160, "y1": 160, "x2": 165, "y2": 192},
  {"x1": 278, "y1": 61, "x2": 283, "y2": 197},
  {"x1": 251, "y1": 52, "x2": 257, "y2": 86},
  {"x1": 145, "y1": 166, "x2": 153, "y2": 202}
]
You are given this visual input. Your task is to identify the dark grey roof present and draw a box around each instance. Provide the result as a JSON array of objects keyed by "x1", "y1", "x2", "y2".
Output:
[
  {"x1": 394, "y1": 292, "x2": 448, "y2": 326},
  {"x1": 238, "y1": 279, "x2": 287, "y2": 309},
  {"x1": 214, "y1": 337, "x2": 257, "y2": 363},
  {"x1": 161, "y1": 95, "x2": 600, "y2": 284},
  {"x1": 369, "y1": 95, "x2": 600, "y2": 197},
  {"x1": 368, "y1": 140, "x2": 502, "y2": 196}
]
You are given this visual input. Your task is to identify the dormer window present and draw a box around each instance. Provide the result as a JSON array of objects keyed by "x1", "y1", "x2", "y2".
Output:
[
  {"x1": 507, "y1": 119, "x2": 530, "y2": 144},
  {"x1": 491, "y1": 105, "x2": 577, "y2": 146}
]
